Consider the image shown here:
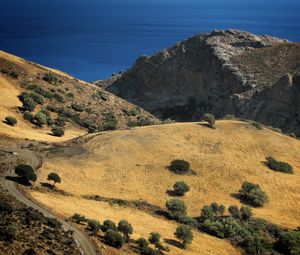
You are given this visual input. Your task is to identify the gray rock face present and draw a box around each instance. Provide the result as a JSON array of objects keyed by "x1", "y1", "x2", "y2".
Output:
[{"x1": 106, "y1": 30, "x2": 300, "y2": 134}]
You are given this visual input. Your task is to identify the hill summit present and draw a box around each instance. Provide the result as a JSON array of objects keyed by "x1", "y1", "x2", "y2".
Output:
[{"x1": 103, "y1": 30, "x2": 300, "y2": 135}]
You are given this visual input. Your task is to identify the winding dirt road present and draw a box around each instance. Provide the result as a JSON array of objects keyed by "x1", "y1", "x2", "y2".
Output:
[{"x1": 0, "y1": 147, "x2": 98, "y2": 255}]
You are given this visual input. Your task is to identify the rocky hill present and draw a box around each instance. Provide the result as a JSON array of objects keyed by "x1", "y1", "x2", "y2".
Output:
[{"x1": 105, "y1": 30, "x2": 300, "y2": 135}]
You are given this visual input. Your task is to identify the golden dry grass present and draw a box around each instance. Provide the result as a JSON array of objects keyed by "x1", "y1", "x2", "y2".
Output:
[
  {"x1": 34, "y1": 121, "x2": 300, "y2": 230},
  {"x1": 0, "y1": 75, "x2": 85, "y2": 142},
  {"x1": 30, "y1": 191, "x2": 240, "y2": 255}
]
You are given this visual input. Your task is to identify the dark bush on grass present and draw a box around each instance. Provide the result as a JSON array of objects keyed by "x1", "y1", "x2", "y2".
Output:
[
  {"x1": 169, "y1": 160, "x2": 190, "y2": 174},
  {"x1": 104, "y1": 230, "x2": 124, "y2": 249},
  {"x1": 266, "y1": 156, "x2": 293, "y2": 174},
  {"x1": 5, "y1": 116, "x2": 17, "y2": 126}
]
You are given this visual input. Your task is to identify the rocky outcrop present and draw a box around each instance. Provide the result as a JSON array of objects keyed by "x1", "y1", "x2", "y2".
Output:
[{"x1": 105, "y1": 30, "x2": 300, "y2": 134}]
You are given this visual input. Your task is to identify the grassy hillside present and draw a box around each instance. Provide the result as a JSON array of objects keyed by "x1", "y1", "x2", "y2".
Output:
[
  {"x1": 29, "y1": 120, "x2": 300, "y2": 254},
  {"x1": 0, "y1": 50, "x2": 158, "y2": 142}
]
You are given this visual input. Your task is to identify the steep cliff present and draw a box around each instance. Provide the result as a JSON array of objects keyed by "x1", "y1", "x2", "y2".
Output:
[{"x1": 105, "y1": 30, "x2": 300, "y2": 134}]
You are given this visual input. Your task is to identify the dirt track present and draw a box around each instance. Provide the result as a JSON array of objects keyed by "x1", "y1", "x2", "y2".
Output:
[{"x1": 0, "y1": 146, "x2": 98, "y2": 255}]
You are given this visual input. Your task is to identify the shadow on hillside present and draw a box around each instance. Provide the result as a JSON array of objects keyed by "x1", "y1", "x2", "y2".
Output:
[
  {"x1": 197, "y1": 123, "x2": 213, "y2": 129},
  {"x1": 164, "y1": 239, "x2": 183, "y2": 249},
  {"x1": 40, "y1": 182, "x2": 54, "y2": 189},
  {"x1": 5, "y1": 176, "x2": 31, "y2": 186},
  {"x1": 166, "y1": 189, "x2": 180, "y2": 197},
  {"x1": 230, "y1": 193, "x2": 258, "y2": 208},
  {"x1": 154, "y1": 209, "x2": 172, "y2": 220}
]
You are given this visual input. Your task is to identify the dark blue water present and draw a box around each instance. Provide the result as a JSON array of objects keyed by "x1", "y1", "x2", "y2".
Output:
[{"x1": 1, "y1": 0, "x2": 299, "y2": 81}]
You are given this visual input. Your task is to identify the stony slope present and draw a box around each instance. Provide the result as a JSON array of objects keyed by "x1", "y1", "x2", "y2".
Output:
[
  {"x1": 0, "y1": 50, "x2": 158, "y2": 141},
  {"x1": 105, "y1": 30, "x2": 300, "y2": 135}
]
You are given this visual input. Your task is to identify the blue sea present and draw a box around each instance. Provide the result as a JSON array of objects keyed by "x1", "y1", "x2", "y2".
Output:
[{"x1": 0, "y1": 0, "x2": 299, "y2": 81}]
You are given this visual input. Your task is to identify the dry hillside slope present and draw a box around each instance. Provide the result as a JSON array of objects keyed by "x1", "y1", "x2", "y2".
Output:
[
  {"x1": 0, "y1": 50, "x2": 158, "y2": 142},
  {"x1": 29, "y1": 121, "x2": 300, "y2": 254}
]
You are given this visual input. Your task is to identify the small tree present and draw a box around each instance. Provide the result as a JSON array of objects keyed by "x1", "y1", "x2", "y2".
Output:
[
  {"x1": 47, "y1": 172, "x2": 61, "y2": 188},
  {"x1": 173, "y1": 181, "x2": 190, "y2": 196},
  {"x1": 228, "y1": 205, "x2": 240, "y2": 219},
  {"x1": 203, "y1": 113, "x2": 216, "y2": 129},
  {"x1": 266, "y1": 156, "x2": 293, "y2": 174},
  {"x1": 101, "y1": 219, "x2": 117, "y2": 232},
  {"x1": 169, "y1": 160, "x2": 190, "y2": 174},
  {"x1": 166, "y1": 199, "x2": 187, "y2": 218},
  {"x1": 136, "y1": 238, "x2": 149, "y2": 252},
  {"x1": 23, "y1": 111, "x2": 33, "y2": 122},
  {"x1": 15, "y1": 164, "x2": 37, "y2": 184},
  {"x1": 174, "y1": 224, "x2": 193, "y2": 249},
  {"x1": 148, "y1": 232, "x2": 161, "y2": 245},
  {"x1": 117, "y1": 220, "x2": 133, "y2": 242},
  {"x1": 240, "y1": 206, "x2": 252, "y2": 221},
  {"x1": 104, "y1": 229, "x2": 125, "y2": 249},
  {"x1": 51, "y1": 125, "x2": 65, "y2": 137},
  {"x1": 87, "y1": 219, "x2": 100, "y2": 234}
]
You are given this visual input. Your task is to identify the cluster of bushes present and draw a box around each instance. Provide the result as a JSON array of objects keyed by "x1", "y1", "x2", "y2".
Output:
[
  {"x1": 101, "y1": 113, "x2": 118, "y2": 131},
  {"x1": 136, "y1": 232, "x2": 170, "y2": 254},
  {"x1": 239, "y1": 181, "x2": 268, "y2": 207},
  {"x1": 266, "y1": 156, "x2": 293, "y2": 174},
  {"x1": 70, "y1": 216, "x2": 133, "y2": 249},
  {"x1": 27, "y1": 84, "x2": 53, "y2": 98},
  {"x1": 172, "y1": 181, "x2": 190, "y2": 196},
  {"x1": 92, "y1": 90, "x2": 109, "y2": 101},
  {"x1": 1, "y1": 69, "x2": 19, "y2": 79}
]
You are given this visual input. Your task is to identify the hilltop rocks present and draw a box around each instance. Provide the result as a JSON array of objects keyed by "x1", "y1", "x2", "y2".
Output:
[{"x1": 105, "y1": 30, "x2": 300, "y2": 135}]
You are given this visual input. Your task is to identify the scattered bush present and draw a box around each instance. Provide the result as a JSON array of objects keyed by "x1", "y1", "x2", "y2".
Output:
[
  {"x1": 223, "y1": 114, "x2": 235, "y2": 120},
  {"x1": 173, "y1": 181, "x2": 190, "y2": 196},
  {"x1": 203, "y1": 113, "x2": 216, "y2": 129},
  {"x1": 174, "y1": 224, "x2": 193, "y2": 249},
  {"x1": 52, "y1": 92, "x2": 65, "y2": 103},
  {"x1": 101, "y1": 219, "x2": 117, "y2": 232},
  {"x1": 51, "y1": 125, "x2": 65, "y2": 137},
  {"x1": 9, "y1": 71, "x2": 19, "y2": 79},
  {"x1": 166, "y1": 199, "x2": 187, "y2": 218},
  {"x1": 34, "y1": 112, "x2": 47, "y2": 126},
  {"x1": 15, "y1": 164, "x2": 37, "y2": 184},
  {"x1": 71, "y1": 103, "x2": 85, "y2": 112},
  {"x1": 43, "y1": 72, "x2": 58, "y2": 84},
  {"x1": 239, "y1": 181, "x2": 268, "y2": 207},
  {"x1": 102, "y1": 113, "x2": 118, "y2": 131},
  {"x1": 0, "y1": 225, "x2": 17, "y2": 241},
  {"x1": 169, "y1": 160, "x2": 190, "y2": 174},
  {"x1": 66, "y1": 92, "x2": 74, "y2": 99},
  {"x1": 28, "y1": 84, "x2": 53, "y2": 98},
  {"x1": 4, "y1": 116, "x2": 17, "y2": 126},
  {"x1": 71, "y1": 213, "x2": 87, "y2": 224},
  {"x1": 47, "y1": 172, "x2": 61, "y2": 188},
  {"x1": 266, "y1": 156, "x2": 293, "y2": 174},
  {"x1": 1, "y1": 69, "x2": 9, "y2": 74},
  {"x1": 22, "y1": 97, "x2": 37, "y2": 112},
  {"x1": 23, "y1": 111, "x2": 33, "y2": 121},
  {"x1": 137, "y1": 117, "x2": 154, "y2": 127},
  {"x1": 104, "y1": 230, "x2": 125, "y2": 249},
  {"x1": 46, "y1": 218, "x2": 62, "y2": 228},
  {"x1": 82, "y1": 119, "x2": 98, "y2": 133}
]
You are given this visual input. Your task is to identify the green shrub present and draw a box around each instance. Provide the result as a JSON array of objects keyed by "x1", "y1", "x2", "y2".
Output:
[
  {"x1": 203, "y1": 113, "x2": 216, "y2": 128},
  {"x1": 23, "y1": 111, "x2": 33, "y2": 121},
  {"x1": 1, "y1": 69, "x2": 9, "y2": 74},
  {"x1": 117, "y1": 220, "x2": 133, "y2": 242},
  {"x1": 101, "y1": 219, "x2": 117, "y2": 232},
  {"x1": 276, "y1": 230, "x2": 300, "y2": 255},
  {"x1": 51, "y1": 125, "x2": 65, "y2": 137},
  {"x1": 23, "y1": 97, "x2": 37, "y2": 112},
  {"x1": 28, "y1": 84, "x2": 53, "y2": 98},
  {"x1": 43, "y1": 72, "x2": 58, "y2": 84},
  {"x1": 136, "y1": 237, "x2": 149, "y2": 252},
  {"x1": 46, "y1": 218, "x2": 62, "y2": 228},
  {"x1": 5, "y1": 116, "x2": 17, "y2": 126},
  {"x1": 9, "y1": 71, "x2": 18, "y2": 79},
  {"x1": 266, "y1": 156, "x2": 293, "y2": 174},
  {"x1": 148, "y1": 232, "x2": 161, "y2": 245},
  {"x1": 239, "y1": 181, "x2": 268, "y2": 207},
  {"x1": 137, "y1": 117, "x2": 154, "y2": 127},
  {"x1": 102, "y1": 113, "x2": 118, "y2": 131},
  {"x1": 104, "y1": 230, "x2": 125, "y2": 249},
  {"x1": 82, "y1": 119, "x2": 98, "y2": 133},
  {"x1": 71, "y1": 103, "x2": 85, "y2": 112},
  {"x1": 223, "y1": 114, "x2": 235, "y2": 120},
  {"x1": 173, "y1": 181, "x2": 190, "y2": 196},
  {"x1": 15, "y1": 164, "x2": 37, "y2": 184},
  {"x1": 174, "y1": 224, "x2": 193, "y2": 249},
  {"x1": 169, "y1": 160, "x2": 190, "y2": 174},
  {"x1": 0, "y1": 225, "x2": 17, "y2": 241},
  {"x1": 87, "y1": 219, "x2": 101, "y2": 234},
  {"x1": 176, "y1": 214, "x2": 198, "y2": 228},
  {"x1": 66, "y1": 92, "x2": 74, "y2": 99},
  {"x1": 52, "y1": 92, "x2": 64, "y2": 103},
  {"x1": 166, "y1": 199, "x2": 187, "y2": 218},
  {"x1": 34, "y1": 112, "x2": 47, "y2": 126},
  {"x1": 71, "y1": 213, "x2": 87, "y2": 224},
  {"x1": 0, "y1": 201, "x2": 13, "y2": 213}
]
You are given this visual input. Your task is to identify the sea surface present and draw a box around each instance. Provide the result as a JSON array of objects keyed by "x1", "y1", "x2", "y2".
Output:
[{"x1": 0, "y1": 0, "x2": 300, "y2": 81}]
